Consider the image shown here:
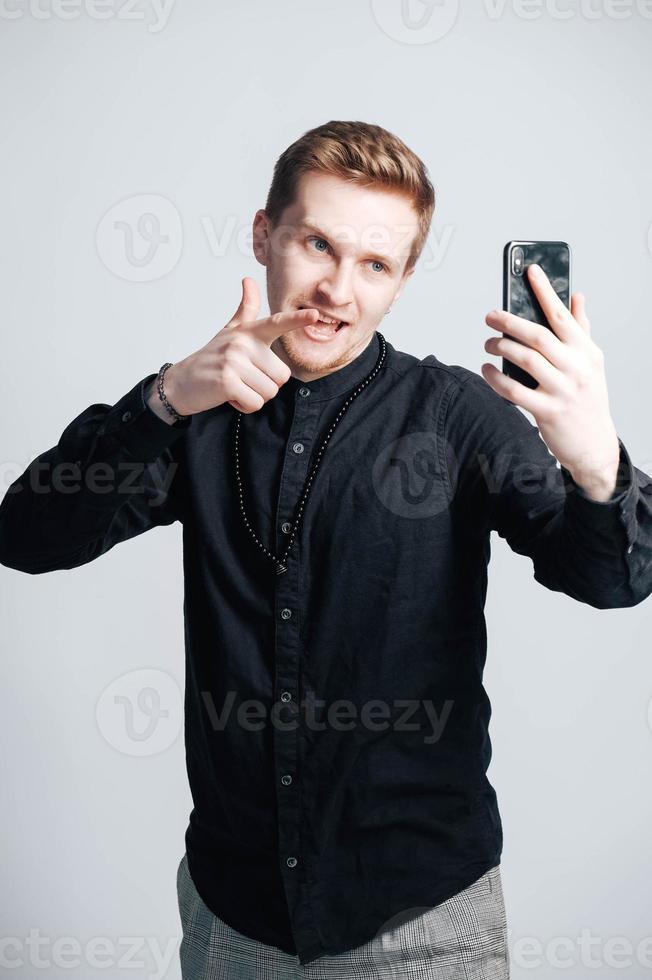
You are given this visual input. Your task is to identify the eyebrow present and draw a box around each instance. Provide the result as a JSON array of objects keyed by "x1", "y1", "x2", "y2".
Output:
[{"x1": 297, "y1": 222, "x2": 400, "y2": 274}]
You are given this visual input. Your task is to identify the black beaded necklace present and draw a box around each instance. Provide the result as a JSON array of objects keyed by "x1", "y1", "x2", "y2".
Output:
[{"x1": 232, "y1": 331, "x2": 388, "y2": 577}]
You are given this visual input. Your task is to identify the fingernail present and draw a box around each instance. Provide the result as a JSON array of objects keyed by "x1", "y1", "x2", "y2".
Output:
[{"x1": 530, "y1": 264, "x2": 542, "y2": 277}]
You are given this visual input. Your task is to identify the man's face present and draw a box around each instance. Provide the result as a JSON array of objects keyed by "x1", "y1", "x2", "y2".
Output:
[{"x1": 252, "y1": 171, "x2": 419, "y2": 381}]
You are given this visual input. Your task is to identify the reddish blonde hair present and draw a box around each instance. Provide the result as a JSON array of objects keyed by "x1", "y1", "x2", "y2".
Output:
[{"x1": 264, "y1": 120, "x2": 436, "y2": 275}]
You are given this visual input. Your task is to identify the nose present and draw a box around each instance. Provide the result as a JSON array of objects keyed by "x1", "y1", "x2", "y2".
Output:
[{"x1": 316, "y1": 262, "x2": 354, "y2": 315}]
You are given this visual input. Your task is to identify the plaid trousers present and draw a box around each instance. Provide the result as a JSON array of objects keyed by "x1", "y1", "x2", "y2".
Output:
[{"x1": 176, "y1": 852, "x2": 510, "y2": 979}]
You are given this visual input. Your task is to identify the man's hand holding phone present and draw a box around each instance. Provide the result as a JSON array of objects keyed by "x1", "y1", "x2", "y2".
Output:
[
  {"x1": 147, "y1": 277, "x2": 319, "y2": 421},
  {"x1": 481, "y1": 263, "x2": 621, "y2": 501}
]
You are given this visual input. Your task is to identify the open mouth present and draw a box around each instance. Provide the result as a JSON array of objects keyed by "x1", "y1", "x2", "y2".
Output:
[{"x1": 299, "y1": 306, "x2": 348, "y2": 332}]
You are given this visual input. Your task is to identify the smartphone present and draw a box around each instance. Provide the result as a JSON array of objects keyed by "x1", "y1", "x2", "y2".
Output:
[{"x1": 502, "y1": 240, "x2": 571, "y2": 390}]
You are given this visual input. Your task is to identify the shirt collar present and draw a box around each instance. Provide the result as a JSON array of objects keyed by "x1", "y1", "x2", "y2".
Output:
[{"x1": 280, "y1": 331, "x2": 383, "y2": 404}]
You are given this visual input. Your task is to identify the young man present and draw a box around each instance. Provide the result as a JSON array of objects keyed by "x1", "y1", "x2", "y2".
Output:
[{"x1": 2, "y1": 120, "x2": 651, "y2": 980}]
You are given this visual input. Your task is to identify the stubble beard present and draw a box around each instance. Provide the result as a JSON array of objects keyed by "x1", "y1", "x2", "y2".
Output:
[{"x1": 275, "y1": 331, "x2": 354, "y2": 377}]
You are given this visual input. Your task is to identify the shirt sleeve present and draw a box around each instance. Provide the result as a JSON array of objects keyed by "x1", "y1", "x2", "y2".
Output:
[
  {"x1": 0, "y1": 372, "x2": 192, "y2": 575},
  {"x1": 441, "y1": 368, "x2": 652, "y2": 609}
]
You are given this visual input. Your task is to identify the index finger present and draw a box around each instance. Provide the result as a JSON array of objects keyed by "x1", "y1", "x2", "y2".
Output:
[
  {"x1": 244, "y1": 307, "x2": 320, "y2": 346},
  {"x1": 527, "y1": 264, "x2": 578, "y2": 342}
]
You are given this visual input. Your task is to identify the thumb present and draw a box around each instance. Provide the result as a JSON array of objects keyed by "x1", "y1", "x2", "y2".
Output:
[{"x1": 228, "y1": 277, "x2": 260, "y2": 328}]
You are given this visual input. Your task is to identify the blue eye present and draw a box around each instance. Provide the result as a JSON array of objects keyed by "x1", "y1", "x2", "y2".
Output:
[
  {"x1": 309, "y1": 237, "x2": 329, "y2": 253},
  {"x1": 307, "y1": 237, "x2": 387, "y2": 274}
]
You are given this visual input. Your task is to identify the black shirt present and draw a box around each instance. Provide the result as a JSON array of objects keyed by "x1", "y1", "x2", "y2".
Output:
[{"x1": 2, "y1": 330, "x2": 652, "y2": 965}]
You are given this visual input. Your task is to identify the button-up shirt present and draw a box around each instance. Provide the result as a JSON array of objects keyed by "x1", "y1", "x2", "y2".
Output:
[{"x1": 2, "y1": 330, "x2": 652, "y2": 964}]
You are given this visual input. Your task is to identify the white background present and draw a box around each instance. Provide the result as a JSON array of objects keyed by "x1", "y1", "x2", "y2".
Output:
[{"x1": 1, "y1": 1, "x2": 652, "y2": 977}]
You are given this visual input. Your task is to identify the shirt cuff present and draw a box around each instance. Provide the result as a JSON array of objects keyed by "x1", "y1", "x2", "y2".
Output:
[
  {"x1": 101, "y1": 373, "x2": 192, "y2": 463},
  {"x1": 560, "y1": 437, "x2": 638, "y2": 552}
]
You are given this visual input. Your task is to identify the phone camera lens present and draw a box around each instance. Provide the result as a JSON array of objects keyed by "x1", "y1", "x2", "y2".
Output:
[{"x1": 512, "y1": 246, "x2": 524, "y2": 276}]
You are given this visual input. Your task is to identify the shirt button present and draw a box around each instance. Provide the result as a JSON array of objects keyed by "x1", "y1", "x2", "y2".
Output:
[
  {"x1": 281, "y1": 522, "x2": 292, "y2": 534},
  {"x1": 292, "y1": 442, "x2": 304, "y2": 454},
  {"x1": 298, "y1": 387, "x2": 311, "y2": 398},
  {"x1": 280, "y1": 691, "x2": 292, "y2": 703},
  {"x1": 280, "y1": 608, "x2": 292, "y2": 620},
  {"x1": 287, "y1": 856, "x2": 298, "y2": 868},
  {"x1": 281, "y1": 774, "x2": 293, "y2": 786},
  {"x1": 121, "y1": 411, "x2": 132, "y2": 423}
]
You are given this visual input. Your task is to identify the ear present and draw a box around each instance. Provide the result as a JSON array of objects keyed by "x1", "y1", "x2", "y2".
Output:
[{"x1": 252, "y1": 210, "x2": 270, "y2": 267}]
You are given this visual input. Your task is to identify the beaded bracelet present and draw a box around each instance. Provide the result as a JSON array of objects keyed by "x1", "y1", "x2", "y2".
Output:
[{"x1": 156, "y1": 362, "x2": 188, "y2": 423}]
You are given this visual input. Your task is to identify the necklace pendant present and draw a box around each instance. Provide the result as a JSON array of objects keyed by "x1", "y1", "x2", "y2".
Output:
[{"x1": 275, "y1": 562, "x2": 288, "y2": 576}]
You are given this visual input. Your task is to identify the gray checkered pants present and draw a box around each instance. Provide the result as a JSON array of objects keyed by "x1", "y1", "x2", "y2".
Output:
[{"x1": 176, "y1": 853, "x2": 510, "y2": 978}]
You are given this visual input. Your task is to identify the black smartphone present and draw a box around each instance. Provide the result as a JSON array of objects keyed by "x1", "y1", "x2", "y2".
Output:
[{"x1": 502, "y1": 240, "x2": 571, "y2": 390}]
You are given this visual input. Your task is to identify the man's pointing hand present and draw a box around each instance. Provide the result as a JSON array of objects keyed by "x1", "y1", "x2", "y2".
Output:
[{"x1": 153, "y1": 278, "x2": 319, "y2": 419}]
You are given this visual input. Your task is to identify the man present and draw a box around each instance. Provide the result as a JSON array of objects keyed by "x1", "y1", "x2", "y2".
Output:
[{"x1": 2, "y1": 120, "x2": 651, "y2": 980}]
